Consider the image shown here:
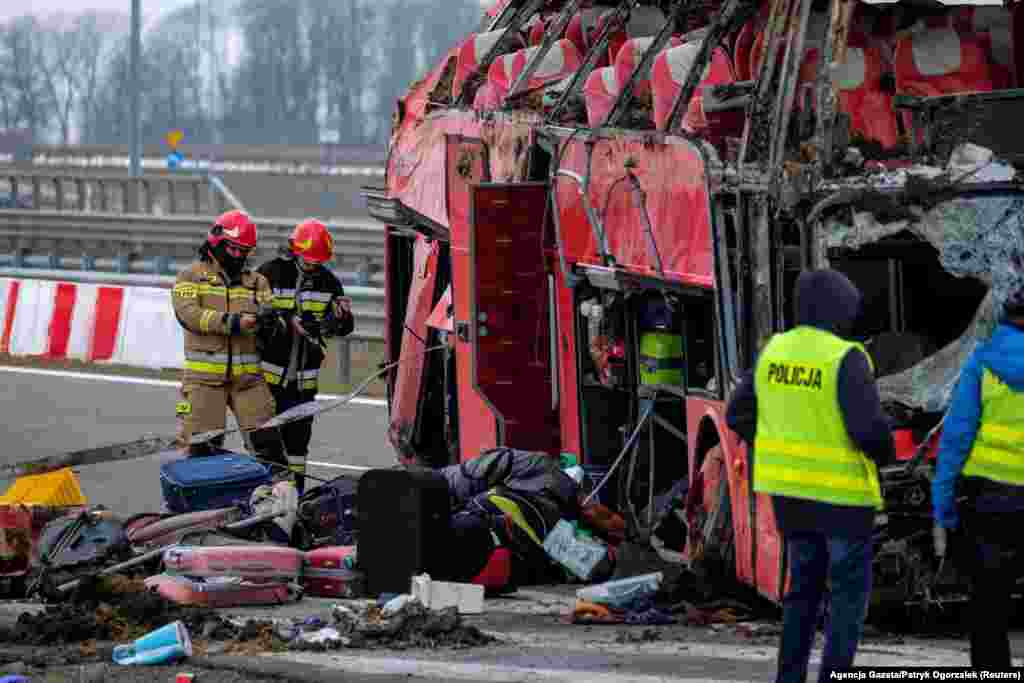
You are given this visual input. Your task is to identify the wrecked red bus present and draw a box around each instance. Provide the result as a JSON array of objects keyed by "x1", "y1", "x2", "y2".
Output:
[{"x1": 364, "y1": 0, "x2": 1024, "y2": 615}]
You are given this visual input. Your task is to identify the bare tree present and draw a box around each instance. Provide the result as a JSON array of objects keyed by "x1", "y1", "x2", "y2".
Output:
[
  {"x1": 0, "y1": 16, "x2": 55, "y2": 140},
  {"x1": 77, "y1": 12, "x2": 126, "y2": 145}
]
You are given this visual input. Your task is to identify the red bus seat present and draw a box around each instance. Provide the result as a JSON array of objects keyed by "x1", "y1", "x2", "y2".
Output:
[
  {"x1": 454, "y1": 30, "x2": 526, "y2": 101},
  {"x1": 487, "y1": 39, "x2": 583, "y2": 98},
  {"x1": 834, "y1": 45, "x2": 900, "y2": 150},
  {"x1": 583, "y1": 66, "x2": 620, "y2": 128},
  {"x1": 894, "y1": 25, "x2": 994, "y2": 97},
  {"x1": 651, "y1": 43, "x2": 737, "y2": 134},
  {"x1": 614, "y1": 36, "x2": 684, "y2": 99}
]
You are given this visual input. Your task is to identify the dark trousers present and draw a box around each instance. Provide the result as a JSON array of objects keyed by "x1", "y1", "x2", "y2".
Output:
[
  {"x1": 963, "y1": 510, "x2": 1024, "y2": 668},
  {"x1": 269, "y1": 381, "x2": 315, "y2": 495},
  {"x1": 776, "y1": 531, "x2": 873, "y2": 683}
]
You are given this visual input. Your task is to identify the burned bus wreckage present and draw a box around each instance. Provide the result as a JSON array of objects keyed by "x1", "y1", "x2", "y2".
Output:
[{"x1": 363, "y1": 0, "x2": 1024, "y2": 617}]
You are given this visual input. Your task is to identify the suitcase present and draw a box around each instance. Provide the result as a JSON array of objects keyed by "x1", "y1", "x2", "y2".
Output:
[
  {"x1": 296, "y1": 476, "x2": 358, "y2": 550},
  {"x1": 160, "y1": 451, "x2": 272, "y2": 514},
  {"x1": 145, "y1": 574, "x2": 300, "y2": 608},
  {"x1": 125, "y1": 508, "x2": 243, "y2": 548},
  {"x1": 163, "y1": 545, "x2": 303, "y2": 581},
  {"x1": 302, "y1": 545, "x2": 365, "y2": 598},
  {"x1": 356, "y1": 468, "x2": 451, "y2": 597}
]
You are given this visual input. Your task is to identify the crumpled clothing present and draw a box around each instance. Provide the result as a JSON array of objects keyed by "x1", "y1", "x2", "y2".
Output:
[{"x1": 567, "y1": 597, "x2": 677, "y2": 626}]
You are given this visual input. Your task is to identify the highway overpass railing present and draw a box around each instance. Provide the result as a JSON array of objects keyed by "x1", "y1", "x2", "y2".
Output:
[{"x1": 0, "y1": 209, "x2": 385, "y2": 286}]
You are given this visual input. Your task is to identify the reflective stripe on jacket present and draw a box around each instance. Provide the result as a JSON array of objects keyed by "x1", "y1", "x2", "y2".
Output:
[
  {"x1": 753, "y1": 326, "x2": 883, "y2": 510},
  {"x1": 963, "y1": 367, "x2": 1024, "y2": 486},
  {"x1": 257, "y1": 257, "x2": 351, "y2": 396},
  {"x1": 172, "y1": 260, "x2": 273, "y2": 387}
]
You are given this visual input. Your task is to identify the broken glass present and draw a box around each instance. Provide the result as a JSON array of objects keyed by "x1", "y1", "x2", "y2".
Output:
[{"x1": 822, "y1": 189, "x2": 1024, "y2": 412}]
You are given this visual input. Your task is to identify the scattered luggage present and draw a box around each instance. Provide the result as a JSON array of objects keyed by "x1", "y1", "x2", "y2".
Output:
[
  {"x1": 162, "y1": 545, "x2": 303, "y2": 581},
  {"x1": 145, "y1": 574, "x2": 301, "y2": 608},
  {"x1": 302, "y1": 545, "x2": 365, "y2": 598},
  {"x1": 36, "y1": 509, "x2": 129, "y2": 569},
  {"x1": 159, "y1": 451, "x2": 272, "y2": 514},
  {"x1": 357, "y1": 468, "x2": 451, "y2": 596},
  {"x1": 295, "y1": 476, "x2": 358, "y2": 550},
  {"x1": 124, "y1": 508, "x2": 243, "y2": 548}
]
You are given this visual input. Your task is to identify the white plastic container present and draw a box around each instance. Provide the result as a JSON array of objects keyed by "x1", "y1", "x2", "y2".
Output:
[
  {"x1": 576, "y1": 572, "x2": 663, "y2": 607},
  {"x1": 410, "y1": 574, "x2": 485, "y2": 614}
]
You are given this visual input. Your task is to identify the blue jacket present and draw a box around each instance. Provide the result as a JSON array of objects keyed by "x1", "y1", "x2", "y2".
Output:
[{"x1": 932, "y1": 322, "x2": 1024, "y2": 528}]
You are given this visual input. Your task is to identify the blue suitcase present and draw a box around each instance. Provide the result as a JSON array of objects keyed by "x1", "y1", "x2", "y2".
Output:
[{"x1": 160, "y1": 451, "x2": 272, "y2": 514}]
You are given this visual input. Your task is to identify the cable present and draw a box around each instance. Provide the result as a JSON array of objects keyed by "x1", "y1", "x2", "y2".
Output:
[
  {"x1": 581, "y1": 399, "x2": 655, "y2": 507},
  {"x1": 189, "y1": 343, "x2": 448, "y2": 447}
]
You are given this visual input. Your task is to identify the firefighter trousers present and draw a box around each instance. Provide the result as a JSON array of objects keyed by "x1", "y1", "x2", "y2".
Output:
[
  {"x1": 269, "y1": 381, "x2": 314, "y2": 495},
  {"x1": 175, "y1": 380, "x2": 288, "y2": 476}
]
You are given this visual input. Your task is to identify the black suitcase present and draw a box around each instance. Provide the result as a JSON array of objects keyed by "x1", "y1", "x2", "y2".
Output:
[{"x1": 356, "y1": 468, "x2": 452, "y2": 597}]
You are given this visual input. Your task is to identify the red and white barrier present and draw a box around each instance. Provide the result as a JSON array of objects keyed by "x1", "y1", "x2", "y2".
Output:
[{"x1": 0, "y1": 278, "x2": 183, "y2": 370}]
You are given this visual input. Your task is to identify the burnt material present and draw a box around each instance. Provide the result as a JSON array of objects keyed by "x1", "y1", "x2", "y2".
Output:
[{"x1": 894, "y1": 90, "x2": 1024, "y2": 166}]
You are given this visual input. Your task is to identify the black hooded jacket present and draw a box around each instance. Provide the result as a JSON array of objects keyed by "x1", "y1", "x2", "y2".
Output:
[
  {"x1": 256, "y1": 256, "x2": 354, "y2": 397},
  {"x1": 725, "y1": 269, "x2": 895, "y2": 538}
]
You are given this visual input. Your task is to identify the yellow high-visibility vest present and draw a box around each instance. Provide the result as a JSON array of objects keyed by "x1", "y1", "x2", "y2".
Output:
[
  {"x1": 753, "y1": 326, "x2": 883, "y2": 510},
  {"x1": 963, "y1": 368, "x2": 1024, "y2": 486},
  {"x1": 639, "y1": 332, "x2": 684, "y2": 385}
]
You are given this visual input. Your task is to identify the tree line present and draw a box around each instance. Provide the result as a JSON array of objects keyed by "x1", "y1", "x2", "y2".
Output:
[{"x1": 0, "y1": 0, "x2": 482, "y2": 147}]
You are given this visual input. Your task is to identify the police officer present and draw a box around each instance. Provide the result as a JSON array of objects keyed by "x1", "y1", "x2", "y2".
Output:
[
  {"x1": 932, "y1": 285, "x2": 1024, "y2": 668},
  {"x1": 726, "y1": 269, "x2": 894, "y2": 683},
  {"x1": 171, "y1": 210, "x2": 287, "y2": 471},
  {"x1": 257, "y1": 218, "x2": 354, "y2": 494}
]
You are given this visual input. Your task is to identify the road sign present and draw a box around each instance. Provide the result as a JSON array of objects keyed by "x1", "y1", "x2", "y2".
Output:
[
  {"x1": 165, "y1": 129, "x2": 184, "y2": 149},
  {"x1": 167, "y1": 151, "x2": 184, "y2": 169}
]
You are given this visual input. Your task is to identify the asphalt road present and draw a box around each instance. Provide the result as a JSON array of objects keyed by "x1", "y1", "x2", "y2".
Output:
[{"x1": 0, "y1": 367, "x2": 392, "y2": 513}]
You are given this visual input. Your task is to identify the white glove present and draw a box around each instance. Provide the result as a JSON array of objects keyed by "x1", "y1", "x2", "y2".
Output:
[{"x1": 933, "y1": 524, "x2": 948, "y2": 559}]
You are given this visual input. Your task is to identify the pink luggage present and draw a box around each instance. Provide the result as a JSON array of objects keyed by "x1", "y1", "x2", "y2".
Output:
[
  {"x1": 302, "y1": 546, "x2": 365, "y2": 598},
  {"x1": 145, "y1": 574, "x2": 300, "y2": 608},
  {"x1": 126, "y1": 508, "x2": 242, "y2": 547},
  {"x1": 163, "y1": 545, "x2": 302, "y2": 581}
]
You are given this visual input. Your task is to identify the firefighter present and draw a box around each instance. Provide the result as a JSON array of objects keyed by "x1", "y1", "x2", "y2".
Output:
[
  {"x1": 932, "y1": 284, "x2": 1024, "y2": 669},
  {"x1": 726, "y1": 269, "x2": 894, "y2": 683},
  {"x1": 171, "y1": 210, "x2": 287, "y2": 472},
  {"x1": 257, "y1": 218, "x2": 354, "y2": 494}
]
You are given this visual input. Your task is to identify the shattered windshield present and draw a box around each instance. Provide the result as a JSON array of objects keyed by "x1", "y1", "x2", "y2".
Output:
[{"x1": 821, "y1": 185, "x2": 1024, "y2": 412}]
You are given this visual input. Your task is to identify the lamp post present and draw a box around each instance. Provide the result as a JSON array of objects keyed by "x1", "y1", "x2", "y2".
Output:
[{"x1": 129, "y1": 0, "x2": 141, "y2": 179}]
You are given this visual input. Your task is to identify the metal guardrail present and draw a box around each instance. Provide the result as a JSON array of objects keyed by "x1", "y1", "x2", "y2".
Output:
[
  {"x1": 0, "y1": 209, "x2": 386, "y2": 285},
  {"x1": 1, "y1": 171, "x2": 223, "y2": 215}
]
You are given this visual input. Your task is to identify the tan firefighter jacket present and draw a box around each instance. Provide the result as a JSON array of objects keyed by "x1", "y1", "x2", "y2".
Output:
[{"x1": 172, "y1": 259, "x2": 274, "y2": 387}]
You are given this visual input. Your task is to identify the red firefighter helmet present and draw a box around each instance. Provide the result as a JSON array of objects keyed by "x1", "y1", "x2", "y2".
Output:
[
  {"x1": 289, "y1": 219, "x2": 334, "y2": 265},
  {"x1": 207, "y1": 210, "x2": 258, "y2": 250}
]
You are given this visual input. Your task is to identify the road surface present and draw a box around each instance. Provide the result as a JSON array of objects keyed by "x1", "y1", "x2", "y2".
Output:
[{"x1": 0, "y1": 366, "x2": 392, "y2": 512}]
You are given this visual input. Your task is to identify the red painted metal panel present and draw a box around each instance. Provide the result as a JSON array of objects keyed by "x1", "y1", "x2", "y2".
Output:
[
  {"x1": 469, "y1": 183, "x2": 560, "y2": 456},
  {"x1": 453, "y1": 246, "x2": 497, "y2": 462},
  {"x1": 555, "y1": 268, "x2": 581, "y2": 460},
  {"x1": 388, "y1": 236, "x2": 440, "y2": 451},
  {"x1": 447, "y1": 135, "x2": 499, "y2": 462},
  {"x1": 446, "y1": 136, "x2": 490, "y2": 229},
  {"x1": 723, "y1": 433, "x2": 754, "y2": 587},
  {"x1": 553, "y1": 133, "x2": 714, "y2": 288},
  {"x1": 426, "y1": 285, "x2": 454, "y2": 332},
  {"x1": 755, "y1": 489, "x2": 784, "y2": 603}
]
